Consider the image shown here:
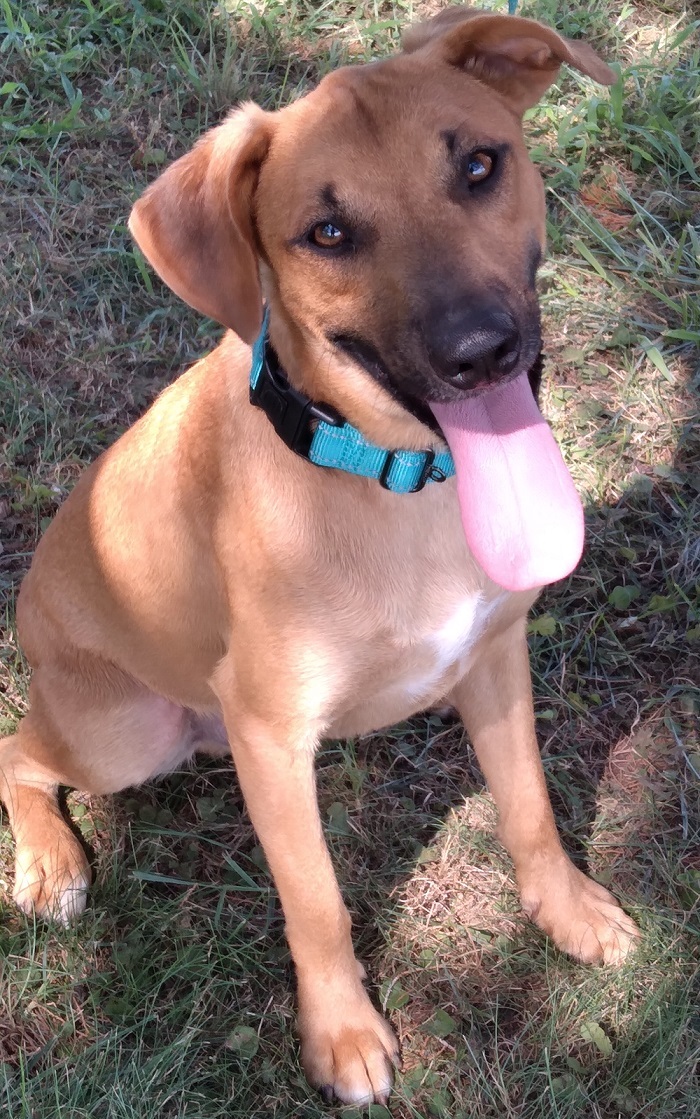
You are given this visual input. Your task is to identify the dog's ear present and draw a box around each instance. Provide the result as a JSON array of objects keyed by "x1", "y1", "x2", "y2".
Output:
[
  {"x1": 129, "y1": 104, "x2": 274, "y2": 343},
  {"x1": 402, "y1": 6, "x2": 615, "y2": 114}
]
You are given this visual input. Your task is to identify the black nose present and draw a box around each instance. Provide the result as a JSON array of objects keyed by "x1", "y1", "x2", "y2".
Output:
[{"x1": 430, "y1": 308, "x2": 520, "y2": 389}]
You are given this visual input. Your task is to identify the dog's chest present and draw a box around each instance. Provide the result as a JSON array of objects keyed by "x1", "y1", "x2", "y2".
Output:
[
  {"x1": 328, "y1": 586, "x2": 507, "y2": 738},
  {"x1": 396, "y1": 590, "x2": 505, "y2": 704}
]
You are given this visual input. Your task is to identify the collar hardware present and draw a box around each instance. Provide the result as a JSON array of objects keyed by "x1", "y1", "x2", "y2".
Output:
[
  {"x1": 379, "y1": 448, "x2": 446, "y2": 492},
  {"x1": 249, "y1": 309, "x2": 455, "y2": 495},
  {"x1": 250, "y1": 340, "x2": 343, "y2": 459}
]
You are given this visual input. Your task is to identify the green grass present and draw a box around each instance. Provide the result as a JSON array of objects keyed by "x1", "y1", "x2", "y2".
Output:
[{"x1": 1, "y1": 0, "x2": 699, "y2": 1116}]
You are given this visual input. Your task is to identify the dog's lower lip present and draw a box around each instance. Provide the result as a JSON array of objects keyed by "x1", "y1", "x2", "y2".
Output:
[
  {"x1": 433, "y1": 367, "x2": 522, "y2": 402},
  {"x1": 427, "y1": 359, "x2": 538, "y2": 408}
]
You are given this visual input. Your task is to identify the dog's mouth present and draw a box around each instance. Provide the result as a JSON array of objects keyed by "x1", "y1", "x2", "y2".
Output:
[
  {"x1": 330, "y1": 331, "x2": 583, "y2": 592},
  {"x1": 429, "y1": 371, "x2": 584, "y2": 592}
]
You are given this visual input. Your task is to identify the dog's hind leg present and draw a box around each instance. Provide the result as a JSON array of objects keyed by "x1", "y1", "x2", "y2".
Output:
[
  {"x1": 1, "y1": 667, "x2": 197, "y2": 923},
  {"x1": 0, "y1": 720, "x2": 92, "y2": 923}
]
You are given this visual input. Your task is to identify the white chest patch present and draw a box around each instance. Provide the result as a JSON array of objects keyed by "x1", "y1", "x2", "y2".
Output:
[
  {"x1": 431, "y1": 594, "x2": 485, "y2": 666},
  {"x1": 400, "y1": 591, "x2": 506, "y2": 705}
]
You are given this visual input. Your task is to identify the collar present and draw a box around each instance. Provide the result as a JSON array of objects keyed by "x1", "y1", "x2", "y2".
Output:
[{"x1": 249, "y1": 309, "x2": 455, "y2": 494}]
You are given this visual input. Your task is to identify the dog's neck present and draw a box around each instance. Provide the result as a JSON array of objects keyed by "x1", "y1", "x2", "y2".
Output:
[
  {"x1": 250, "y1": 308, "x2": 454, "y2": 495},
  {"x1": 260, "y1": 290, "x2": 441, "y2": 454}
]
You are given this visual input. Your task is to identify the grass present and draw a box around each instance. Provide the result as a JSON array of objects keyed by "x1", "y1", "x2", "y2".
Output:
[{"x1": 1, "y1": 0, "x2": 699, "y2": 1116}]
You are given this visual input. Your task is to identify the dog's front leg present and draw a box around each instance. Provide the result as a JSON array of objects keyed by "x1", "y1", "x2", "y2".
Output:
[
  {"x1": 218, "y1": 701, "x2": 398, "y2": 1105},
  {"x1": 450, "y1": 618, "x2": 639, "y2": 965}
]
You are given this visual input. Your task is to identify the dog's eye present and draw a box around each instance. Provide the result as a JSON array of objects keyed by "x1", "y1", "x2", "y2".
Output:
[
  {"x1": 310, "y1": 222, "x2": 347, "y2": 249},
  {"x1": 465, "y1": 151, "x2": 494, "y2": 185}
]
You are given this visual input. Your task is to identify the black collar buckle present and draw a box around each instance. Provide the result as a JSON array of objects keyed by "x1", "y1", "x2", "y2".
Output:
[{"x1": 250, "y1": 343, "x2": 343, "y2": 458}]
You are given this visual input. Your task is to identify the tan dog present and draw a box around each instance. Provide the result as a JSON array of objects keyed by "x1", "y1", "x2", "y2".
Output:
[{"x1": 0, "y1": 8, "x2": 638, "y2": 1106}]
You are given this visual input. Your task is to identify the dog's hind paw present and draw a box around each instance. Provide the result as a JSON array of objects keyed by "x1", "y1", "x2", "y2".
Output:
[{"x1": 13, "y1": 834, "x2": 91, "y2": 925}]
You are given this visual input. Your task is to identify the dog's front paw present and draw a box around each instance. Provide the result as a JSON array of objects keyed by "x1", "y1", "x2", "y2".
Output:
[
  {"x1": 13, "y1": 831, "x2": 91, "y2": 924},
  {"x1": 519, "y1": 857, "x2": 639, "y2": 965},
  {"x1": 298, "y1": 979, "x2": 400, "y2": 1106}
]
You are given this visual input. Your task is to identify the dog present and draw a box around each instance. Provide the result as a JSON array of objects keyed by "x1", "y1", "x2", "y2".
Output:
[{"x1": 0, "y1": 7, "x2": 638, "y2": 1106}]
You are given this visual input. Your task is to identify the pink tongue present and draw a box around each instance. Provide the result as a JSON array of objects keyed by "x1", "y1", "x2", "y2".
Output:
[{"x1": 430, "y1": 373, "x2": 584, "y2": 592}]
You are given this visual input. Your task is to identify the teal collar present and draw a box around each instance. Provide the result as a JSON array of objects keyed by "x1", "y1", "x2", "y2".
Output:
[{"x1": 249, "y1": 309, "x2": 455, "y2": 494}]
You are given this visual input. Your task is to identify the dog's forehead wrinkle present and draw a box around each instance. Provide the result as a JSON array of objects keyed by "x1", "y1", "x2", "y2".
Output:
[
  {"x1": 320, "y1": 183, "x2": 339, "y2": 211},
  {"x1": 442, "y1": 128, "x2": 458, "y2": 155},
  {"x1": 310, "y1": 58, "x2": 518, "y2": 144},
  {"x1": 338, "y1": 76, "x2": 382, "y2": 139}
]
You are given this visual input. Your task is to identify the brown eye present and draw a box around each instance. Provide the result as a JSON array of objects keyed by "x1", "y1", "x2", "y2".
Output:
[
  {"x1": 311, "y1": 222, "x2": 347, "y2": 248},
  {"x1": 466, "y1": 151, "x2": 494, "y2": 184}
]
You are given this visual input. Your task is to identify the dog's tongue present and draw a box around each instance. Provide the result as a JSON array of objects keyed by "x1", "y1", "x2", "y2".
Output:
[{"x1": 430, "y1": 373, "x2": 584, "y2": 592}]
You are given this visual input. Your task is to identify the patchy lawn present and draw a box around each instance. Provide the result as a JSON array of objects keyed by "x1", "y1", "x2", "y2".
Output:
[{"x1": 1, "y1": 1, "x2": 698, "y2": 1117}]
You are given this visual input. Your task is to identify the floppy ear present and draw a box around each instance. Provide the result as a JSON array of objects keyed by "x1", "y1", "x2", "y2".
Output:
[
  {"x1": 402, "y1": 6, "x2": 615, "y2": 114},
  {"x1": 129, "y1": 103, "x2": 275, "y2": 343}
]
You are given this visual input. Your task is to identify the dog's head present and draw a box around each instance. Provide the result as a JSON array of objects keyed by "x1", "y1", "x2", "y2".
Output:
[{"x1": 130, "y1": 7, "x2": 614, "y2": 591}]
